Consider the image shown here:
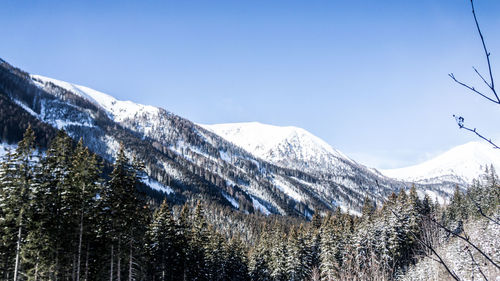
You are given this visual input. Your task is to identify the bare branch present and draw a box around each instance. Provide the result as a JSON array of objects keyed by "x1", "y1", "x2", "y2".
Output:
[
  {"x1": 389, "y1": 210, "x2": 461, "y2": 281},
  {"x1": 460, "y1": 125, "x2": 500, "y2": 149},
  {"x1": 430, "y1": 218, "x2": 500, "y2": 269},
  {"x1": 450, "y1": 0, "x2": 500, "y2": 149},
  {"x1": 466, "y1": 246, "x2": 489, "y2": 281},
  {"x1": 470, "y1": 0, "x2": 499, "y2": 103},
  {"x1": 452, "y1": 115, "x2": 500, "y2": 149},
  {"x1": 467, "y1": 193, "x2": 500, "y2": 226},
  {"x1": 449, "y1": 73, "x2": 499, "y2": 104},
  {"x1": 473, "y1": 67, "x2": 492, "y2": 89}
]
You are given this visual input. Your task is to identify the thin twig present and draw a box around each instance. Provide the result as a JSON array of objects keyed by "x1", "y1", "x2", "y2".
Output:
[
  {"x1": 390, "y1": 210, "x2": 461, "y2": 281},
  {"x1": 473, "y1": 67, "x2": 492, "y2": 90},
  {"x1": 454, "y1": 122, "x2": 500, "y2": 149},
  {"x1": 470, "y1": 0, "x2": 498, "y2": 103},
  {"x1": 450, "y1": 0, "x2": 500, "y2": 147},
  {"x1": 466, "y1": 246, "x2": 488, "y2": 281},
  {"x1": 449, "y1": 73, "x2": 499, "y2": 104},
  {"x1": 430, "y1": 218, "x2": 499, "y2": 269},
  {"x1": 467, "y1": 194, "x2": 500, "y2": 226}
]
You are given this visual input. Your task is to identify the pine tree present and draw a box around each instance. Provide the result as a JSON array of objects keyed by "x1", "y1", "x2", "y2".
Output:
[
  {"x1": 286, "y1": 227, "x2": 300, "y2": 281},
  {"x1": 100, "y1": 143, "x2": 149, "y2": 281},
  {"x1": 67, "y1": 139, "x2": 101, "y2": 281},
  {"x1": 319, "y1": 215, "x2": 337, "y2": 281},
  {"x1": 0, "y1": 148, "x2": 19, "y2": 278},
  {"x1": 205, "y1": 228, "x2": 227, "y2": 280},
  {"x1": 146, "y1": 200, "x2": 178, "y2": 281},
  {"x1": 269, "y1": 230, "x2": 287, "y2": 281},
  {"x1": 286, "y1": 224, "x2": 311, "y2": 281},
  {"x1": 28, "y1": 129, "x2": 74, "y2": 279},
  {"x1": 177, "y1": 204, "x2": 191, "y2": 280},
  {"x1": 249, "y1": 230, "x2": 271, "y2": 281},
  {"x1": 361, "y1": 196, "x2": 376, "y2": 219},
  {"x1": 447, "y1": 186, "x2": 466, "y2": 222},
  {"x1": 309, "y1": 213, "x2": 322, "y2": 271},
  {"x1": 225, "y1": 236, "x2": 249, "y2": 281},
  {"x1": 1, "y1": 125, "x2": 37, "y2": 281},
  {"x1": 188, "y1": 202, "x2": 210, "y2": 281}
]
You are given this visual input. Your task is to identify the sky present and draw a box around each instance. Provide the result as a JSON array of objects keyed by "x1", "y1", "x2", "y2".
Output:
[{"x1": 1, "y1": 0, "x2": 500, "y2": 169}]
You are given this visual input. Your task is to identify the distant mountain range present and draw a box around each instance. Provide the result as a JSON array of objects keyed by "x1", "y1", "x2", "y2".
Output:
[{"x1": 1, "y1": 58, "x2": 496, "y2": 217}]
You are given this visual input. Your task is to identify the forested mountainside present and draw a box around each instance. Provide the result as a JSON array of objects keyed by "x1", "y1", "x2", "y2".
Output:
[
  {"x1": 0, "y1": 58, "x2": 459, "y2": 218},
  {"x1": 1, "y1": 126, "x2": 498, "y2": 280}
]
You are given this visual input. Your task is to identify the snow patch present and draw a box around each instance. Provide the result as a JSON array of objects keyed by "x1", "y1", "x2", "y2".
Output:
[
  {"x1": 0, "y1": 143, "x2": 16, "y2": 158},
  {"x1": 219, "y1": 150, "x2": 231, "y2": 163},
  {"x1": 142, "y1": 177, "x2": 174, "y2": 194},
  {"x1": 13, "y1": 99, "x2": 39, "y2": 118},
  {"x1": 222, "y1": 192, "x2": 239, "y2": 209},
  {"x1": 272, "y1": 177, "x2": 304, "y2": 202},
  {"x1": 251, "y1": 196, "x2": 271, "y2": 215}
]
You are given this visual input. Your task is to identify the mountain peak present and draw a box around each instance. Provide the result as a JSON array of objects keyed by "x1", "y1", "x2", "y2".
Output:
[
  {"x1": 381, "y1": 141, "x2": 500, "y2": 184},
  {"x1": 200, "y1": 122, "x2": 353, "y2": 172}
]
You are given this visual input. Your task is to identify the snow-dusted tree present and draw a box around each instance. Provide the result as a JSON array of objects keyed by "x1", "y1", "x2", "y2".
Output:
[
  {"x1": 146, "y1": 200, "x2": 178, "y2": 281},
  {"x1": 269, "y1": 230, "x2": 287, "y2": 281},
  {"x1": 225, "y1": 236, "x2": 249, "y2": 281},
  {"x1": 286, "y1": 224, "x2": 311, "y2": 281},
  {"x1": 319, "y1": 214, "x2": 336, "y2": 281},
  {"x1": 0, "y1": 125, "x2": 37, "y2": 281},
  {"x1": 100, "y1": 143, "x2": 149, "y2": 281},
  {"x1": 249, "y1": 230, "x2": 271, "y2": 281},
  {"x1": 67, "y1": 139, "x2": 101, "y2": 281},
  {"x1": 188, "y1": 202, "x2": 210, "y2": 281},
  {"x1": 0, "y1": 148, "x2": 19, "y2": 278}
]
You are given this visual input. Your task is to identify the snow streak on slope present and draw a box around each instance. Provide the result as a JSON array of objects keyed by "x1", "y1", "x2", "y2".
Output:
[
  {"x1": 382, "y1": 141, "x2": 500, "y2": 184},
  {"x1": 201, "y1": 122, "x2": 354, "y2": 172}
]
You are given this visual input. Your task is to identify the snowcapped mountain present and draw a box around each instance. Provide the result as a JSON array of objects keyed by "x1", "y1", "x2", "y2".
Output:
[
  {"x1": 0, "y1": 58, "x2": 461, "y2": 217},
  {"x1": 201, "y1": 122, "x2": 356, "y2": 174},
  {"x1": 382, "y1": 141, "x2": 500, "y2": 185}
]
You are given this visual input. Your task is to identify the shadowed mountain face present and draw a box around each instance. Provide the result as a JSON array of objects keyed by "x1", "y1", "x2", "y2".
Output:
[{"x1": 0, "y1": 58, "x2": 461, "y2": 217}]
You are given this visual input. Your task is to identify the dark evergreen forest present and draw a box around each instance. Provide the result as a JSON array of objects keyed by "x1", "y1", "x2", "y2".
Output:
[{"x1": 0, "y1": 127, "x2": 498, "y2": 281}]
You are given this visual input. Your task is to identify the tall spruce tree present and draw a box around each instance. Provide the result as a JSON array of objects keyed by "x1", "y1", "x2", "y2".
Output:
[
  {"x1": 249, "y1": 229, "x2": 271, "y2": 281},
  {"x1": 188, "y1": 202, "x2": 210, "y2": 281},
  {"x1": 146, "y1": 200, "x2": 178, "y2": 281},
  {"x1": 100, "y1": 143, "x2": 149, "y2": 281},
  {"x1": 29, "y1": 129, "x2": 74, "y2": 279},
  {"x1": 67, "y1": 139, "x2": 101, "y2": 281},
  {"x1": 2, "y1": 125, "x2": 37, "y2": 281},
  {"x1": 0, "y1": 148, "x2": 19, "y2": 279}
]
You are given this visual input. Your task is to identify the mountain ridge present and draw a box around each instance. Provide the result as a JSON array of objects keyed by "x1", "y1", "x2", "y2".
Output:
[{"x1": 0, "y1": 58, "x2": 468, "y2": 217}]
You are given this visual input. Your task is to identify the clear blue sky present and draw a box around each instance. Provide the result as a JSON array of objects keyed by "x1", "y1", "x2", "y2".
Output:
[{"x1": 2, "y1": 0, "x2": 500, "y2": 169}]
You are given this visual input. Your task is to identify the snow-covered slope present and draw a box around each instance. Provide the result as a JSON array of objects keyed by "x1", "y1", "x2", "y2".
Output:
[
  {"x1": 23, "y1": 73, "x2": 407, "y2": 215},
  {"x1": 201, "y1": 122, "x2": 356, "y2": 174},
  {"x1": 32, "y1": 75, "x2": 160, "y2": 123},
  {"x1": 382, "y1": 141, "x2": 500, "y2": 184},
  {"x1": 0, "y1": 58, "x2": 465, "y2": 218}
]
